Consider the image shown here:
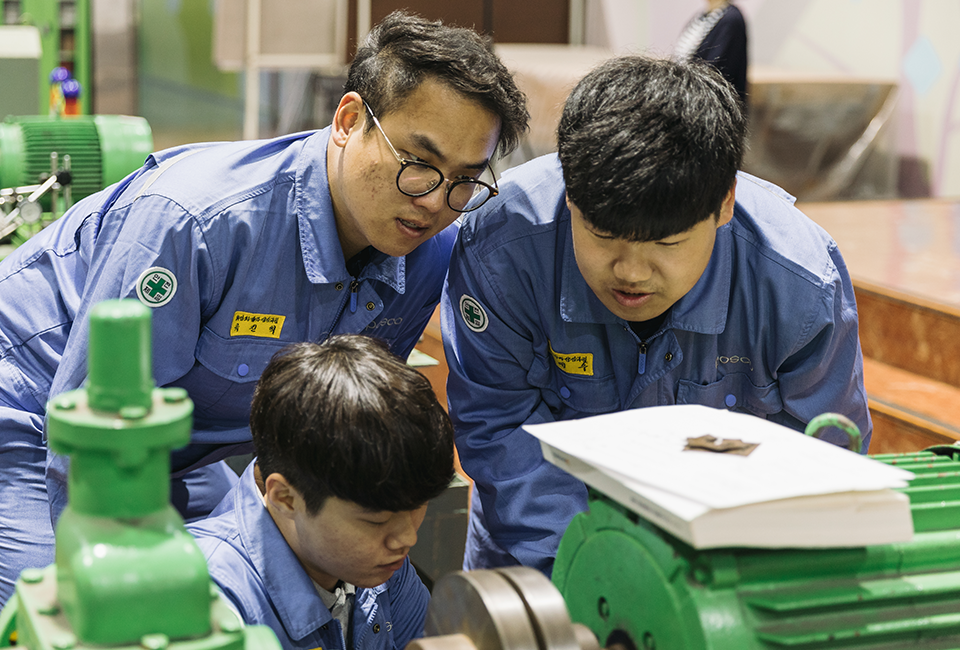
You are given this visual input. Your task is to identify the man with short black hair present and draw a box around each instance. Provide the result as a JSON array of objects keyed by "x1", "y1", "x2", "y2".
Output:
[
  {"x1": 0, "y1": 10, "x2": 527, "y2": 604},
  {"x1": 442, "y1": 55, "x2": 870, "y2": 575},
  {"x1": 189, "y1": 334, "x2": 455, "y2": 650}
]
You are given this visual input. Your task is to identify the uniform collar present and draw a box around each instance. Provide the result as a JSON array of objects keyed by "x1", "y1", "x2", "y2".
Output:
[
  {"x1": 295, "y1": 127, "x2": 405, "y2": 293},
  {"x1": 234, "y1": 465, "x2": 334, "y2": 641},
  {"x1": 558, "y1": 208, "x2": 732, "y2": 335}
]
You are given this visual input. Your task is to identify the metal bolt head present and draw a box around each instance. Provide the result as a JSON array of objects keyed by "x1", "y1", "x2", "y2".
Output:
[
  {"x1": 53, "y1": 397, "x2": 76, "y2": 411},
  {"x1": 20, "y1": 568, "x2": 45, "y2": 583},
  {"x1": 120, "y1": 405, "x2": 149, "y2": 420},
  {"x1": 140, "y1": 633, "x2": 169, "y2": 650},
  {"x1": 163, "y1": 388, "x2": 189, "y2": 404}
]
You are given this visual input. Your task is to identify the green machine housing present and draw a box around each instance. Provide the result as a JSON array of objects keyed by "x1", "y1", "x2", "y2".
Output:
[
  {"x1": 0, "y1": 114, "x2": 153, "y2": 206},
  {"x1": 0, "y1": 300, "x2": 280, "y2": 650},
  {"x1": 552, "y1": 448, "x2": 960, "y2": 649}
]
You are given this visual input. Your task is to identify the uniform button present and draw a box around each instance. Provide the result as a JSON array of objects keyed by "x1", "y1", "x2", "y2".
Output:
[
  {"x1": 237, "y1": 364, "x2": 249, "y2": 377},
  {"x1": 335, "y1": 282, "x2": 344, "y2": 291},
  {"x1": 373, "y1": 624, "x2": 380, "y2": 634},
  {"x1": 366, "y1": 302, "x2": 376, "y2": 311},
  {"x1": 560, "y1": 386, "x2": 571, "y2": 399},
  {"x1": 724, "y1": 394, "x2": 736, "y2": 408},
  {"x1": 664, "y1": 352, "x2": 673, "y2": 362}
]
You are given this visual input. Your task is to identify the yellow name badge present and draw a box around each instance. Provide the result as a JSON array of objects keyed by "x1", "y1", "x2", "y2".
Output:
[
  {"x1": 549, "y1": 342, "x2": 594, "y2": 376},
  {"x1": 230, "y1": 311, "x2": 285, "y2": 339}
]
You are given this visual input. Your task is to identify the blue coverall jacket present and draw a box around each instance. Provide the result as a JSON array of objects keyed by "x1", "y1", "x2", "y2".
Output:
[
  {"x1": 441, "y1": 154, "x2": 871, "y2": 575},
  {"x1": 0, "y1": 127, "x2": 455, "y2": 603}
]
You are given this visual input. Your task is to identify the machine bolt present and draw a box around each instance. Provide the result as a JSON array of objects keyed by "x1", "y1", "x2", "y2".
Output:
[
  {"x1": 163, "y1": 388, "x2": 189, "y2": 403},
  {"x1": 20, "y1": 568, "x2": 44, "y2": 583},
  {"x1": 140, "y1": 633, "x2": 169, "y2": 649},
  {"x1": 53, "y1": 398, "x2": 76, "y2": 411},
  {"x1": 120, "y1": 405, "x2": 149, "y2": 420}
]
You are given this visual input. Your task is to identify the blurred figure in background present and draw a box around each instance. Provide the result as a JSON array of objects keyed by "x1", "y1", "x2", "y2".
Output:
[{"x1": 674, "y1": 0, "x2": 748, "y2": 107}]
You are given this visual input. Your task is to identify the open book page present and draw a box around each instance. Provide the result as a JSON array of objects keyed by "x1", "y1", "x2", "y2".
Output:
[{"x1": 526, "y1": 405, "x2": 914, "y2": 510}]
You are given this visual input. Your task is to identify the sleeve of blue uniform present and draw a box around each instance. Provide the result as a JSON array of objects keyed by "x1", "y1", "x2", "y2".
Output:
[
  {"x1": 45, "y1": 194, "x2": 215, "y2": 522},
  {"x1": 441, "y1": 237, "x2": 588, "y2": 575},
  {"x1": 767, "y1": 242, "x2": 872, "y2": 453},
  {"x1": 385, "y1": 559, "x2": 430, "y2": 645}
]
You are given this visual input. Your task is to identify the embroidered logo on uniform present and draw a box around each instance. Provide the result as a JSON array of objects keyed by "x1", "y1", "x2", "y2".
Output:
[
  {"x1": 230, "y1": 311, "x2": 286, "y2": 338},
  {"x1": 135, "y1": 267, "x2": 177, "y2": 307},
  {"x1": 460, "y1": 295, "x2": 488, "y2": 332},
  {"x1": 365, "y1": 317, "x2": 404, "y2": 331},
  {"x1": 716, "y1": 354, "x2": 752, "y2": 370},
  {"x1": 549, "y1": 342, "x2": 594, "y2": 376}
]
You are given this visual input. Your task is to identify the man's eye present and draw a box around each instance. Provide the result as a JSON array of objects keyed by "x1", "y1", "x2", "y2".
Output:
[{"x1": 363, "y1": 518, "x2": 390, "y2": 526}]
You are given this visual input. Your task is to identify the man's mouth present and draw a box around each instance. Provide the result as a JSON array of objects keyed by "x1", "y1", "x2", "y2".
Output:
[
  {"x1": 613, "y1": 288, "x2": 653, "y2": 307},
  {"x1": 398, "y1": 217, "x2": 427, "y2": 231}
]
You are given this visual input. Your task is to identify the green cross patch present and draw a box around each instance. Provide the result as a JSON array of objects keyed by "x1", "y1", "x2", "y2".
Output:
[
  {"x1": 459, "y1": 294, "x2": 488, "y2": 333},
  {"x1": 136, "y1": 267, "x2": 178, "y2": 307}
]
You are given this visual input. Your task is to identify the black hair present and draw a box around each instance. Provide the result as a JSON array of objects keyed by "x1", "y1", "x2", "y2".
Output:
[
  {"x1": 250, "y1": 335, "x2": 455, "y2": 514},
  {"x1": 345, "y1": 10, "x2": 529, "y2": 160},
  {"x1": 558, "y1": 55, "x2": 746, "y2": 241}
]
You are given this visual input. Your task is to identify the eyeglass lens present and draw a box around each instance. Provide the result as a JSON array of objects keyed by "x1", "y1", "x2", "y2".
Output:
[{"x1": 397, "y1": 163, "x2": 489, "y2": 212}]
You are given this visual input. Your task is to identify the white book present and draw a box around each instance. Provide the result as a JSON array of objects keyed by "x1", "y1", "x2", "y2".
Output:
[{"x1": 526, "y1": 405, "x2": 915, "y2": 549}]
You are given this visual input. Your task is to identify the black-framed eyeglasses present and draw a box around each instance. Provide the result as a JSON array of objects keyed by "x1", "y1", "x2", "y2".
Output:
[{"x1": 364, "y1": 102, "x2": 498, "y2": 213}]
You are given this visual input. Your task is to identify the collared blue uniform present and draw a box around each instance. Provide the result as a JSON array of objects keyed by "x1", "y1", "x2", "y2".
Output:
[
  {"x1": 0, "y1": 127, "x2": 455, "y2": 604},
  {"x1": 188, "y1": 465, "x2": 429, "y2": 650},
  {"x1": 441, "y1": 154, "x2": 871, "y2": 575}
]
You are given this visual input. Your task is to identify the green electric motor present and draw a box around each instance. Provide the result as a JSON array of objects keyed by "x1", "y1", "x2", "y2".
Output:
[
  {"x1": 553, "y1": 448, "x2": 960, "y2": 650},
  {"x1": 0, "y1": 114, "x2": 152, "y2": 202},
  {"x1": 0, "y1": 300, "x2": 280, "y2": 650}
]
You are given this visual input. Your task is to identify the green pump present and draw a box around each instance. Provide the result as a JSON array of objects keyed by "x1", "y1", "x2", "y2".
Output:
[{"x1": 0, "y1": 300, "x2": 280, "y2": 650}]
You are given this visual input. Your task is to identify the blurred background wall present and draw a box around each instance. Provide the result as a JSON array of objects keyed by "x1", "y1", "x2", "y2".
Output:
[{"x1": 91, "y1": 0, "x2": 960, "y2": 199}]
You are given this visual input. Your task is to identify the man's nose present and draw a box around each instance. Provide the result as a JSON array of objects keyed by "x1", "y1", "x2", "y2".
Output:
[
  {"x1": 613, "y1": 251, "x2": 653, "y2": 284},
  {"x1": 386, "y1": 512, "x2": 419, "y2": 550},
  {"x1": 411, "y1": 184, "x2": 449, "y2": 214}
]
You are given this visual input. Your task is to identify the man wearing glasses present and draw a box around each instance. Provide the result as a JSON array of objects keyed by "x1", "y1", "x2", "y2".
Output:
[
  {"x1": 0, "y1": 10, "x2": 527, "y2": 605},
  {"x1": 442, "y1": 56, "x2": 869, "y2": 576}
]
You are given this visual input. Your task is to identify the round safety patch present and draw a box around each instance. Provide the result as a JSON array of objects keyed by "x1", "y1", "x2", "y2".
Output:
[
  {"x1": 135, "y1": 267, "x2": 178, "y2": 307},
  {"x1": 459, "y1": 294, "x2": 488, "y2": 333}
]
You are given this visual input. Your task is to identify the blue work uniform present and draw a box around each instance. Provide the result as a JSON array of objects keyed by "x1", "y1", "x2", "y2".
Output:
[
  {"x1": 188, "y1": 464, "x2": 429, "y2": 650},
  {"x1": 0, "y1": 127, "x2": 455, "y2": 604},
  {"x1": 441, "y1": 154, "x2": 871, "y2": 575}
]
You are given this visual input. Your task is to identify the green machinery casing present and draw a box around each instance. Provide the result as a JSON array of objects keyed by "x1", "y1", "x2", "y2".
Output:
[
  {"x1": 553, "y1": 448, "x2": 960, "y2": 650},
  {"x1": 0, "y1": 300, "x2": 280, "y2": 650},
  {"x1": 0, "y1": 114, "x2": 152, "y2": 203}
]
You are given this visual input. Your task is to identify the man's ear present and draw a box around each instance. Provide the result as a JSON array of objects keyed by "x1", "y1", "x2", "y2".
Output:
[
  {"x1": 716, "y1": 178, "x2": 737, "y2": 228},
  {"x1": 330, "y1": 91, "x2": 364, "y2": 148},
  {"x1": 264, "y1": 473, "x2": 299, "y2": 518}
]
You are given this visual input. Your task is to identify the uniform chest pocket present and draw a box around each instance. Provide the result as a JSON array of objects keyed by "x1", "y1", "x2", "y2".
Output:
[
  {"x1": 677, "y1": 372, "x2": 783, "y2": 417},
  {"x1": 530, "y1": 353, "x2": 620, "y2": 417},
  {"x1": 178, "y1": 327, "x2": 291, "y2": 421}
]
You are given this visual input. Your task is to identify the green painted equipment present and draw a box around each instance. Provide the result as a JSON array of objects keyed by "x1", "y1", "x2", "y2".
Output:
[
  {"x1": 421, "y1": 441, "x2": 960, "y2": 650},
  {"x1": 551, "y1": 446, "x2": 960, "y2": 650},
  {"x1": 0, "y1": 114, "x2": 152, "y2": 251},
  {"x1": 0, "y1": 114, "x2": 152, "y2": 205},
  {"x1": 0, "y1": 299, "x2": 280, "y2": 650}
]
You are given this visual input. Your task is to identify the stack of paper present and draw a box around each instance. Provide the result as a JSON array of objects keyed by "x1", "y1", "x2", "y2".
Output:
[{"x1": 526, "y1": 405, "x2": 915, "y2": 549}]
